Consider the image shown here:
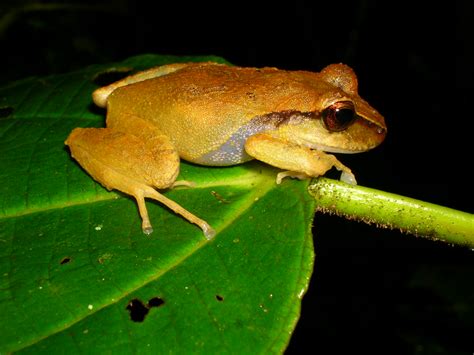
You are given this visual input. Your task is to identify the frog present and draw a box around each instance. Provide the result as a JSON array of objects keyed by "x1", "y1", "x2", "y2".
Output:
[{"x1": 65, "y1": 62, "x2": 386, "y2": 240}]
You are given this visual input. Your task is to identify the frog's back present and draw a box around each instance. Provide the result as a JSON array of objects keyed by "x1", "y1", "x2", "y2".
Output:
[{"x1": 106, "y1": 62, "x2": 327, "y2": 165}]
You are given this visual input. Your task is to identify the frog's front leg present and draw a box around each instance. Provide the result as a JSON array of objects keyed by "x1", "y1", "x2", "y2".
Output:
[
  {"x1": 244, "y1": 133, "x2": 357, "y2": 185},
  {"x1": 65, "y1": 120, "x2": 215, "y2": 239}
]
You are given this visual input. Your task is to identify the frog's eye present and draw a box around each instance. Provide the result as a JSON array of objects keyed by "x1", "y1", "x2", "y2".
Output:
[{"x1": 322, "y1": 101, "x2": 356, "y2": 132}]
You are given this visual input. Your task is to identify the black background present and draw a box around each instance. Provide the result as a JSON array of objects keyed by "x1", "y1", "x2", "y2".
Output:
[{"x1": 1, "y1": 1, "x2": 471, "y2": 353}]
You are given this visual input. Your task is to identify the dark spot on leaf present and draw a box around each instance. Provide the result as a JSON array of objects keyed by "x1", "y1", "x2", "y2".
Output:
[
  {"x1": 126, "y1": 296, "x2": 165, "y2": 322},
  {"x1": 147, "y1": 297, "x2": 165, "y2": 308},
  {"x1": 126, "y1": 299, "x2": 148, "y2": 322},
  {"x1": 92, "y1": 67, "x2": 134, "y2": 87},
  {"x1": 60, "y1": 257, "x2": 71, "y2": 265},
  {"x1": 0, "y1": 106, "x2": 13, "y2": 119},
  {"x1": 215, "y1": 294, "x2": 224, "y2": 302}
]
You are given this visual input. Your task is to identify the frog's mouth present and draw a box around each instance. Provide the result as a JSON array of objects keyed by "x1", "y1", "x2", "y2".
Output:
[{"x1": 304, "y1": 116, "x2": 387, "y2": 154}]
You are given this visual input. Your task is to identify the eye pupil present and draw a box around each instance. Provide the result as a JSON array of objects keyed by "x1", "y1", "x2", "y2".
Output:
[
  {"x1": 322, "y1": 101, "x2": 356, "y2": 132},
  {"x1": 335, "y1": 108, "x2": 354, "y2": 125}
]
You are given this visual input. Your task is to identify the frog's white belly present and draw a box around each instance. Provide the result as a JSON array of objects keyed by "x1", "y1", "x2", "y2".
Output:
[{"x1": 192, "y1": 115, "x2": 278, "y2": 166}]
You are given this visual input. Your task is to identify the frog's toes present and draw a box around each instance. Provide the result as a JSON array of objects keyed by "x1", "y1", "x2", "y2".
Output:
[
  {"x1": 340, "y1": 171, "x2": 357, "y2": 185},
  {"x1": 143, "y1": 224, "x2": 153, "y2": 235},
  {"x1": 202, "y1": 223, "x2": 216, "y2": 240}
]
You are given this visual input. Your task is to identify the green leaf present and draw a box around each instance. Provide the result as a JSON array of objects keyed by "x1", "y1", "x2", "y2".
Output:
[{"x1": 0, "y1": 54, "x2": 316, "y2": 353}]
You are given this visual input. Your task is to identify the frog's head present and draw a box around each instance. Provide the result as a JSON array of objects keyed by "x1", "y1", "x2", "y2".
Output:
[{"x1": 273, "y1": 63, "x2": 387, "y2": 154}]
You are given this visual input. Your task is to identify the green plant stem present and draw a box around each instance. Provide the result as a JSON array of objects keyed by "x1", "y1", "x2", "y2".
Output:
[{"x1": 308, "y1": 178, "x2": 474, "y2": 248}]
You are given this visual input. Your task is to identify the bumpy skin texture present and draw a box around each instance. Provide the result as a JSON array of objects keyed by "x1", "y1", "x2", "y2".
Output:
[{"x1": 66, "y1": 62, "x2": 386, "y2": 238}]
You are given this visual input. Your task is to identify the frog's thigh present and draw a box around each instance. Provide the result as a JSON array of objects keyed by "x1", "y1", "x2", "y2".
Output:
[
  {"x1": 106, "y1": 112, "x2": 182, "y2": 187},
  {"x1": 245, "y1": 133, "x2": 354, "y2": 182},
  {"x1": 67, "y1": 125, "x2": 180, "y2": 190}
]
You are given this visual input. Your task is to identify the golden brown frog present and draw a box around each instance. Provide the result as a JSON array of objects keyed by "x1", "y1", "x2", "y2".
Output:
[{"x1": 66, "y1": 62, "x2": 386, "y2": 239}]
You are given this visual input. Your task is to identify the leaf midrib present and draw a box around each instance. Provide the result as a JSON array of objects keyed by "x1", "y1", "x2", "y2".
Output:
[{"x1": 0, "y1": 168, "x2": 269, "y2": 220}]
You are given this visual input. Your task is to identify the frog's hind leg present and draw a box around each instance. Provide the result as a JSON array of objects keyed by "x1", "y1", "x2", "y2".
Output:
[
  {"x1": 66, "y1": 126, "x2": 213, "y2": 239},
  {"x1": 134, "y1": 190, "x2": 154, "y2": 235},
  {"x1": 135, "y1": 185, "x2": 215, "y2": 240}
]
